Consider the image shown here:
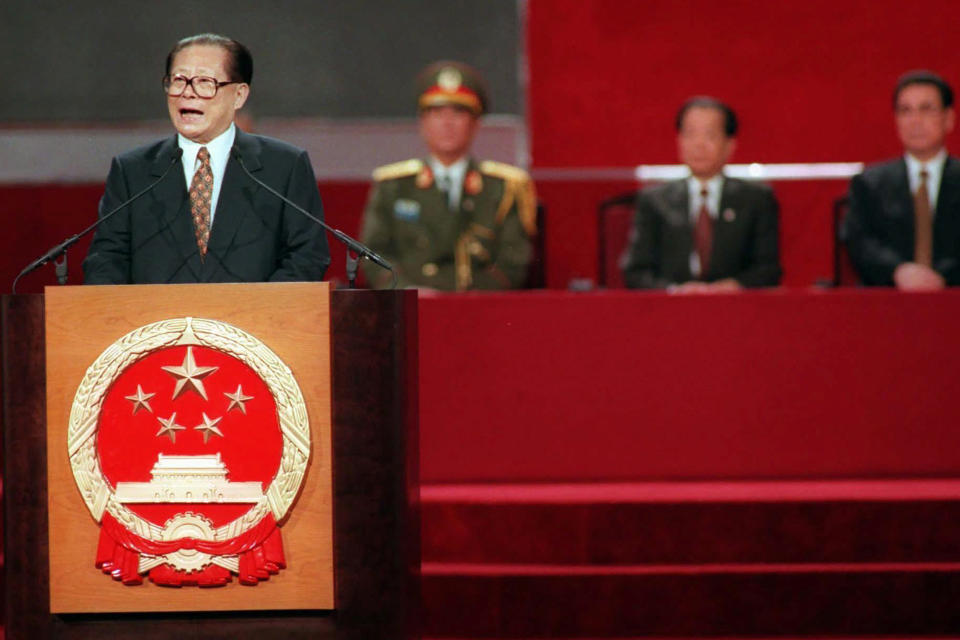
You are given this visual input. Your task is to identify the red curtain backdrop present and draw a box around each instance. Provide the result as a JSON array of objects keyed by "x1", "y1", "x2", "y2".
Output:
[{"x1": 528, "y1": 0, "x2": 960, "y2": 167}]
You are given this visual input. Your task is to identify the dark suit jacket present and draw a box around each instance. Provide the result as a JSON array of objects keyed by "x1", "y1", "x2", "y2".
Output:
[
  {"x1": 843, "y1": 156, "x2": 960, "y2": 286},
  {"x1": 83, "y1": 129, "x2": 330, "y2": 284},
  {"x1": 622, "y1": 177, "x2": 782, "y2": 288}
]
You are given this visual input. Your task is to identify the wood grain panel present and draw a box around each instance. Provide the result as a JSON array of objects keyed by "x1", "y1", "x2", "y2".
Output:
[{"x1": 44, "y1": 282, "x2": 333, "y2": 613}]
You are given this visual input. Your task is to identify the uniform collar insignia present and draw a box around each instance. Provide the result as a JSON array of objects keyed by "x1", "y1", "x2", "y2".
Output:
[{"x1": 416, "y1": 164, "x2": 434, "y2": 189}]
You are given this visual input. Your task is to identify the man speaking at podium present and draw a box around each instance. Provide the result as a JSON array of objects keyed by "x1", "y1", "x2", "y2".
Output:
[{"x1": 83, "y1": 33, "x2": 330, "y2": 284}]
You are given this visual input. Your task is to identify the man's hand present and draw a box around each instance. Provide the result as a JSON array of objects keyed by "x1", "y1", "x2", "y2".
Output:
[
  {"x1": 893, "y1": 262, "x2": 945, "y2": 291},
  {"x1": 670, "y1": 281, "x2": 712, "y2": 294},
  {"x1": 707, "y1": 278, "x2": 744, "y2": 292},
  {"x1": 670, "y1": 279, "x2": 743, "y2": 295}
]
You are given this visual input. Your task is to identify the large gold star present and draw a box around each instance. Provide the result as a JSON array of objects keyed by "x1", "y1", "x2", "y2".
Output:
[
  {"x1": 124, "y1": 384, "x2": 155, "y2": 414},
  {"x1": 224, "y1": 384, "x2": 254, "y2": 414},
  {"x1": 161, "y1": 346, "x2": 218, "y2": 400},
  {"x1": 155, "y1": 413, "x2": 186, "y2": 442},
  {"x1": 193, "y1": 412, "x2": 224, "y2": 443}
]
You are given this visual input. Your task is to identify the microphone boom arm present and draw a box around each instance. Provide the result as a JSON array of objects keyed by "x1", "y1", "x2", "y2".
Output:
[
  {"x1": 12, "y1": 149, "x2": 183, "y2": 293},
  {"x1": 232, "y1": 148, "x2": 395, "y2": 288}
]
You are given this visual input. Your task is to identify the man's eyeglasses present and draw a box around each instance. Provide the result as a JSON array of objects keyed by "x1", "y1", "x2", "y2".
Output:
[
  {"x1": 163, "y1": 74, "x2": 238, "y2": 99},
  {"x1": 895, "y1": 104, "x2": 945, "y2": 118}
]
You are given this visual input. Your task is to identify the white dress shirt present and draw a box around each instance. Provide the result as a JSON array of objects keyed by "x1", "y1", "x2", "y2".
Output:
[
  {"x1": 686, "y1": 173, "x2": 724, "y2": 277},
  {"x1": 905, "y1": 148, "x2": 947, "y2": 215},
  {"x1": 178, "y1": 123, "x2": 237, "y2": 226},
  {"x1": 429, "y1": 156, "x2": 469, "y2": 211}
]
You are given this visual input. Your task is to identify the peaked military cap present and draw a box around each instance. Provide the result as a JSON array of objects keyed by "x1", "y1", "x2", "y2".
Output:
[{"x1": 416, "y1": 60, "x2": 488, "y2": 116}]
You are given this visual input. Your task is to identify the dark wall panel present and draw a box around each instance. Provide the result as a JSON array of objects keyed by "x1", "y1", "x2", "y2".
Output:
[{"x1": 0, "y1": 0, "x2": 519, "y2": 121}]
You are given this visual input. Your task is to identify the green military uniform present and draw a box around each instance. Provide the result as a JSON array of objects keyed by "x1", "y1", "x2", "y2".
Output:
[
  {"x1": 360, "y1": 59, "x2": 537, "y2": 290},
  {"x1": 360, "y1": 158, "x2": 536, "y2": 290}
]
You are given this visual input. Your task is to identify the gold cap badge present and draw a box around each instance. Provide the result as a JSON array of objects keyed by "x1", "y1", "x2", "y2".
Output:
[{"x1": 437, "y1": 67, "x2": 462, "y2": 91}]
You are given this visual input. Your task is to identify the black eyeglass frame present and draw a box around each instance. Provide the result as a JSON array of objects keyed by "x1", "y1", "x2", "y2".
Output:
[{"x1": 162, "y1": 74, "x2": 239, "y2": 98}]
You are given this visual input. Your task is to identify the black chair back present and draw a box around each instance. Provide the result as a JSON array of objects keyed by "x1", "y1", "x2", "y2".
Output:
[
  {"x1": 597, "y1": 192, "x2": 637, "y2": 288},
  {"x1": 833, "y1": 195, "x2": 861, "y2": 286}
]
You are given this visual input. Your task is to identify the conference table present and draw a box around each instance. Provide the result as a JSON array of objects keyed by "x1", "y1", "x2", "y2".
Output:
[{"x1": 417, "y1": 288, "x2": 960, "y2": 485}]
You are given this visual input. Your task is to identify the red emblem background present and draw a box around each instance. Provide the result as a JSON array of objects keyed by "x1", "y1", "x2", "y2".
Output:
[{"x1": 94, "y1": 344, "x2": 288, "y2": 586}]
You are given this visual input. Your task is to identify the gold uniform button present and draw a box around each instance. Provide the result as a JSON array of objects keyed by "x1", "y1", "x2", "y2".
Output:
[{"x1": 422, "y1": 263, "x2": 439, "y2": 277}]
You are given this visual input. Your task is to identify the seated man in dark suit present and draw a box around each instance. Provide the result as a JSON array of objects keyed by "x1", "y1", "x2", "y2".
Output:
[
  {"x1": 843, "y1": 70, "x2": 960, "y2": 290},
  {"x1": 622, "y1": 97, "x2": 782, "y2": 292},
  {"x1": 83, "y1": 33, "x2": 329, "y2": 284}
]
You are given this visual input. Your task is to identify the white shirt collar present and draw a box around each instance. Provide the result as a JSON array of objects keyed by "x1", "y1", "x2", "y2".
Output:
[
  {"x1": 429, "y1": 156, "x2": 470, "y2": 210},
  {"x1": 178, "y1": 123, "x2": 237, "y2": 169},
  {"x1": 686, "y1": 173, "x2": 724, "y2": 219},
  {"x1": 429, "y1": 156, "x2": 469, "y2": 182},
  {"x1": 904, "y1": 147, "x2": 947, "y2": 211},
  {"x1": 904, "y1": 147, "x2": 947, "y2": 176}
]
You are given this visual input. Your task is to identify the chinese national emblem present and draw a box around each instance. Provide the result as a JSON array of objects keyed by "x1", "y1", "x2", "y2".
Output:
[{"x1": 67, "y1": 317, "x2": 311, "y2": 587}]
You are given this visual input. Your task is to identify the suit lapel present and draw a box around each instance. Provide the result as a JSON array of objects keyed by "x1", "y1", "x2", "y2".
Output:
[
  {"x1": 666, "y1": 179, "x2": 689, "y2": 226},
  {"x1": 204, "y1": 130, "x2": 259, "y2": 278},
  {"x1": 935, "y1": 156, "x2": 960, "y2": 265},
  {"x1": 890, "y1": 159, "x2": 912, "y2": 216},
  {"x1": 151, "y1": 136, "x2": 202, "y2": 280},
  {"x1": 711, "y1": 177, "x2": 743, "y2": 279},
  {"x1": 663, "y1": 179, "x2": 692, "y2": 281},
  {"x1": 935, "y1": 156, "x2": 960, "y2": 217}
]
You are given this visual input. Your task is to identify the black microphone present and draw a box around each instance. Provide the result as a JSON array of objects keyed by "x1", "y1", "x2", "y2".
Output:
[
  {"x1": 231, "y1": 147, "x2": 394, "y2": 277},
  {"x1": 13, "y1": 148, "x2": 184, "y2": 292}
]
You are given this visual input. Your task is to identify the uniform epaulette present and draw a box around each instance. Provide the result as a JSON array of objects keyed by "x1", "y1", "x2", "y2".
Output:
[
  {"x1": 372, "y1": 159, "x2": 424, "y2": 182},
  {"x1": 479, "y1": 160, "x2": 530, "y2": 183},
  {"x1": 480, "y1": 161, "x2": 537, "y2": 236}
]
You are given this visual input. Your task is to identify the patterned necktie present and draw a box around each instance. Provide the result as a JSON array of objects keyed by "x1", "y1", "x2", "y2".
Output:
[
  {"x1": 695, "y1": 187, "x2": 714, "y2": 279},
  {"x1": 189, "y1": 147, "x2": 213, "y2": 257},
  {"x1": 914, "y1": 168, "x2": 933, "y2": 267}
]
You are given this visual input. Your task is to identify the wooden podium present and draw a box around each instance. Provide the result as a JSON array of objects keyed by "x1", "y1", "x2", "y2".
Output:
[{"x1": 2, "y1": 284, "x2": 420, "y2": 639}]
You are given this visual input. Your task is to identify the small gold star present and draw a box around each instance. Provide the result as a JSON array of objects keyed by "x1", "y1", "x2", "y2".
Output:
[
  {"x1": 224, "y1": 385, "x2": 254, "y2": 414},
  {"x1": 124, "y1": 384, "x2": 155, "y2": 414},
  {"x1": 161, "y1": 346, "x2": 218, "y2": 400},
  {"x1": 155, "y1": 413, "x2": 186, "y2": 442},
  {"x1": 193, "y1": 412, "x2": 224, "y2": 444}
]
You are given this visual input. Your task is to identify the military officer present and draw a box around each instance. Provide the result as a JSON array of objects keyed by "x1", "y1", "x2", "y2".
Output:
[{"x1": 360, "y1": 61, "x2": 536, "y2": 290}]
